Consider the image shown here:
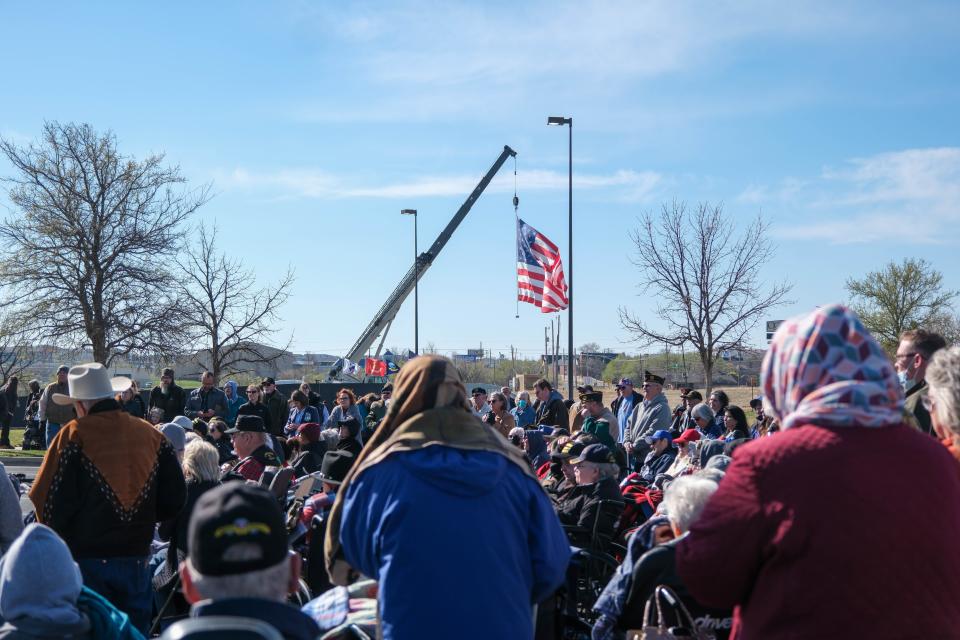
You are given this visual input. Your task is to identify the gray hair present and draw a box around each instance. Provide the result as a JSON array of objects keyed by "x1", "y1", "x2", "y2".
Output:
[
  {"x1": 691, "y1": 402, "x2": 714, "y2": 423},
  {"x1": 927, "y1": 345, "x2": 960, "y2": 435},
  {"x1": 579, "y1": 461, "x2": 620, "y2": 481},
  {"x1": 518, "y1": 390, "x2": 531, "y2": 403},
  {"x1": 661, "y1": 476, "x2": 719, "y2": 533},
  {"x1": 183, "y1": 440, "x2": 220, "y2": 483},
  {"x1": 489, "y1": 391, "x2": 507, "y2": 406},
  {"x1": 186, "y1": 554, "x2": 290, "y2": 602}
]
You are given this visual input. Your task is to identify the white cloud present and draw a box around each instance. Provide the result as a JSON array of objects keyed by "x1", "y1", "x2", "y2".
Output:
[
  {"x1": 219, "y1": 166, "x2": 661, "y2": 202},
  {"x1": 757, "y1": 148, "x2": 960, "y2": 244},
  {"x1": 284, "y1": 0, "x2": 888, "y2": 125}
]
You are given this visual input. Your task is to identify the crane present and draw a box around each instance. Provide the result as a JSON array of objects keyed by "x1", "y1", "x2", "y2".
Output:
[{"x1": 328, "y1": 145, "x2": 518, "y2": 381}]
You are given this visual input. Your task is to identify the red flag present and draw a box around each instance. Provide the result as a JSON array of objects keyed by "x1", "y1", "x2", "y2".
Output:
[{"x1": 365, "y1": 358, "x2": 387, "y2": 377}]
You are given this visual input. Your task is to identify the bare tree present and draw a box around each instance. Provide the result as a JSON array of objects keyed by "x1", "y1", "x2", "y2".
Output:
[
  {"x1": 0, "y1": 122, "x2": 209, "y2": 365},
  {"x1": 619, "y1": 201, "x2": 791, "y2": 393},
  {"x1": 0, "y1": 312, "x2": 37, "y2": 381},
  {"x1": 845, "y1": 258, "x2": 956, "y2": 352},
  {"x1": 177, "y1": 224, "x2": 294, "y2": 383}
]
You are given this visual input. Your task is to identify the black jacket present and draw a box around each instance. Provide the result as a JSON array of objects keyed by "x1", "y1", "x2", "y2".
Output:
[
  {"x1": 291, "y1": 441, "x2": 327, "y2": 477},
  {"x1": 556, "y1": 476, "x2": 622, "y2": 545},
  {"x1": 158, "y1": 478, "x2": 219, "y2": 570},
  {"x1": 212, "y1": 436, "x2": 236, "y2": 465},
  {"x1": 149, "y1": 384, "x2": 187, "y2": 421},
  {"x1": 620, "y1": 540, "x2": 732, "y2": 638},
  {"x1": 192, "y1": 598, "x2": 320, "y2": 640},
  {"x1": 336, "y1": 436, "x2": 362, "y2": 457},
  {"x1": 535, "y1": 391, "x2": 570, "y2": 430},
  {"x1": 236, "y1": 401, "x2": 273, "y2": 434}
]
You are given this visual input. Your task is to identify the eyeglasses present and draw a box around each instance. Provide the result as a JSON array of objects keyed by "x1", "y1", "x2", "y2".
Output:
[
  {"x1": 472, "y1": 393, "x2": 484, "y2": 397},
  {"x1": 895, "y1": 352, "x2": 918, "y2": 361},
  {"x1": 246, "y1": 390, "x2": 258, "y2": 395},
  {"x1": 338, "y1": 396, "x2": 349, "y2": 401}
]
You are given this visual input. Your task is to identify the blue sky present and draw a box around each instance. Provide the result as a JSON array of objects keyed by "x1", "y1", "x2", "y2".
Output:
[{"x1": 2, "y1": 1, "x2": 958, "y2": 360}]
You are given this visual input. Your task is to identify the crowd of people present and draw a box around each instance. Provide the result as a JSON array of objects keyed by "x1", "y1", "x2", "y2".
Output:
[{"x1": 0, "y1": 304, "x2": 958, "y2": 639}]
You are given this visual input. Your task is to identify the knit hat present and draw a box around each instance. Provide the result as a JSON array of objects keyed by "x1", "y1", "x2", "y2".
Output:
[
  {"x1": 297, "y1": 422, "x2": 321, "y2": 443},
  {"x1": 161, "y1": 368, "x2": 175, "y2": 379},
  {"x1": 188, "y1": 483, "x2": 288, "y2": 577},
  {"x1": 160, "y1": 423, "x2": 186, "y2": 453}
]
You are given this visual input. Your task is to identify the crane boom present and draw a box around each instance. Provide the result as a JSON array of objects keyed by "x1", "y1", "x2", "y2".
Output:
[{"x1": 336, "y1": 145, "x2": 517, "y2": 376}]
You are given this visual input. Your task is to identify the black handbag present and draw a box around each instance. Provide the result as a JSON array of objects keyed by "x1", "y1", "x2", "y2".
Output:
[{"x1": 627, "y1": 585, "x2": 715, "y2": 640}]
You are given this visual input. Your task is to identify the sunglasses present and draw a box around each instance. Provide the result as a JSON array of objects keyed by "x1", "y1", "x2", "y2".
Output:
[{"x1": 247, "y1": 390, "x2": 258, "y2": 395}]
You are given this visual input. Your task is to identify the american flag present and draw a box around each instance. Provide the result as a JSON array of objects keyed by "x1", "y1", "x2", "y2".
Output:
[{"x1": 517, "y1": 218, "x2": 568, "y2": 313}]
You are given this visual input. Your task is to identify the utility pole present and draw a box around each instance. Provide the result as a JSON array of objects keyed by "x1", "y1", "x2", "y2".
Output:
[{"x1": 544, "y1": 327, "x2": 549, "y2": 378}]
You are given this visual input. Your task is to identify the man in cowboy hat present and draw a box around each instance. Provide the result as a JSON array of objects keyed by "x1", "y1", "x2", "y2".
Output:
[
  {"x1": 29, "y1": 363, "x2": 186, "y2": 635},
  {"x1": 623, "y1": 370, "x2": 673, "y2": 469}
]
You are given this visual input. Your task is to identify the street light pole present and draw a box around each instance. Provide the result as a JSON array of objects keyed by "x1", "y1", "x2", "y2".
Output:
[
  {"x1": 401, "y1": 209, "x2": 418, "y2": 355},
  {"x1": 547, "y1": 115, "x2": 574, "y2": 401}
]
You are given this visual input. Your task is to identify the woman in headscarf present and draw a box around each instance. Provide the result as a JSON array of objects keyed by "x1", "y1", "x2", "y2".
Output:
[
  {"x1": 325, "y1": 356, "x2": 570, "y2": 640},
  {"x1": 676, "y1": 305, "x2": 960, "y2": 639}
]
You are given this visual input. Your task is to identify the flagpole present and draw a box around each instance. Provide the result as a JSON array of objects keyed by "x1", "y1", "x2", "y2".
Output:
[{"x1": 514, "y1": 157, "x2": 520, "y2": 319}]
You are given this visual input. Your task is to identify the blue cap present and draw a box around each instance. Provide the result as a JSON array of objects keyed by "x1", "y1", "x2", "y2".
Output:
[
  {"x1": 645, "y1": 429, "x2": 673, "y2": 445},
  {"x1": 538, "y1": 425, "x2": 555, "y2": 436}
]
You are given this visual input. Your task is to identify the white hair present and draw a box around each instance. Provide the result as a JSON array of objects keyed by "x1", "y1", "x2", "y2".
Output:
[
  {"x1": 927, "y1": 346, "x2": 960, "y2": 435},
  {"x1": 691, "y1": 402, "x2": 714, "y2": 423},
  {"x1": 182, "y1": 440, "x2": 220, "y2": 483},
  {"x1": 518, "y1": 391, "x2": 531, "y2": 403},
  {"x1": 186, "y1": 554, "x2": 290, "y2": 602},
  {"x1": 661, "y1": 476, "x2": 719, "y2": 533}
]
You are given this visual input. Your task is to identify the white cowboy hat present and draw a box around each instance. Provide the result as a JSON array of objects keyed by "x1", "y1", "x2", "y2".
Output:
[{"x1": 51, "y1": 363, "x2": 133, "y2": 406}]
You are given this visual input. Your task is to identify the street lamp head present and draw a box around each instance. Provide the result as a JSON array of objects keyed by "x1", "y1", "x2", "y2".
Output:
[
  {"x1": 401, "y1": 209, "x2": 417, "y2": 215},
  {"x1": 547, "y1": 116, "x2": 571, "y2": 126}
]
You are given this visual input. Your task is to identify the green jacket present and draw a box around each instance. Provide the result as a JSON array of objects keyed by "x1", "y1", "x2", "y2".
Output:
[{"x1": 366, "y1": 400, "x2": 388, "y2": 429}]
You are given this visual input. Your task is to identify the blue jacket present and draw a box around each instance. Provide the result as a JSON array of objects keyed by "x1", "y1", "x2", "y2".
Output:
[
  {"x1": 510, "y1": 404, "x2": 536, "y2": 428},
  {"x1": 339, "y1": 446, "x2": 570, "y2": 640}
]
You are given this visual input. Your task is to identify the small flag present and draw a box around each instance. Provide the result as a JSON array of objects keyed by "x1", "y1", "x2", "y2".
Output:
[
  {"x1": 365, "y1": 357, "x2": 388, "y2": 377},
  {"x1": 517, "y1": 218, "x2": 568, "y2": 313}
]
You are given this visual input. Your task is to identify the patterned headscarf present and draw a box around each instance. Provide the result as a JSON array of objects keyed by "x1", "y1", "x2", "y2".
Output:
[{"x1": 762, "y1": 304, "x2": 904, "y2": 430}]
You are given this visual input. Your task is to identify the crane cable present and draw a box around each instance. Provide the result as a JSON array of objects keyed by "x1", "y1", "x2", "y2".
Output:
[{"x1": 513, "y1": 155, "x2": 520, "y2": 319}]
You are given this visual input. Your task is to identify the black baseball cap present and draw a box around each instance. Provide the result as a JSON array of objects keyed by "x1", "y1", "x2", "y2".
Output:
[
  {"x1": 569, "y1": 443, "x2": 616, "y2": 465},
  {"x1": 553, "y1": 440, "x2": 586, "y2": 460},
  {"x1": 471, "y1": 387, "x2": 487, "y2": 396},
  {"x1": 261, "y1": 377, "x2": 276, "y2": 386},
  {"x1": 224, "y1": 414, "x2": 266, "y2": 434},
  {"x1": 188, "y1": 483, "x2": 288, "y2": 577},
  {"x1": 319, "y1": 450, "x2": 355, "y2": 485}
]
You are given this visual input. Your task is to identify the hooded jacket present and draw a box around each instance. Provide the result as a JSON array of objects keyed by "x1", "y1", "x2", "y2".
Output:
[
  {"x1": 339, "y1": 445, "x2": 569, "y2": 640},
  {"x1": 223, "y1": 381, "x2": 245, "y2": 426},
  {"x1": 0, "y1": 524, "x2": 143, "y2": 640}
]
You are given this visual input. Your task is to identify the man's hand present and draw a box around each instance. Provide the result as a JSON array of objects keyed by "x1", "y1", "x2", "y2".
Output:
[{"x1": 624, "y1": 441, "x2": 634, "y2": 453}]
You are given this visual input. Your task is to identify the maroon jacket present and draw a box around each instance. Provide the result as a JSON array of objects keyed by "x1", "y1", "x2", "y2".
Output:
[{"x1": 677, "y1": 423, "x2": 960, "y2": 640}]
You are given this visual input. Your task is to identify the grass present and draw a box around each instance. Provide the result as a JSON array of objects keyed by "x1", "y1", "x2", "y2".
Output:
[{"x1": 3, "y1": 429, "x2": 45, "y2": 457}]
